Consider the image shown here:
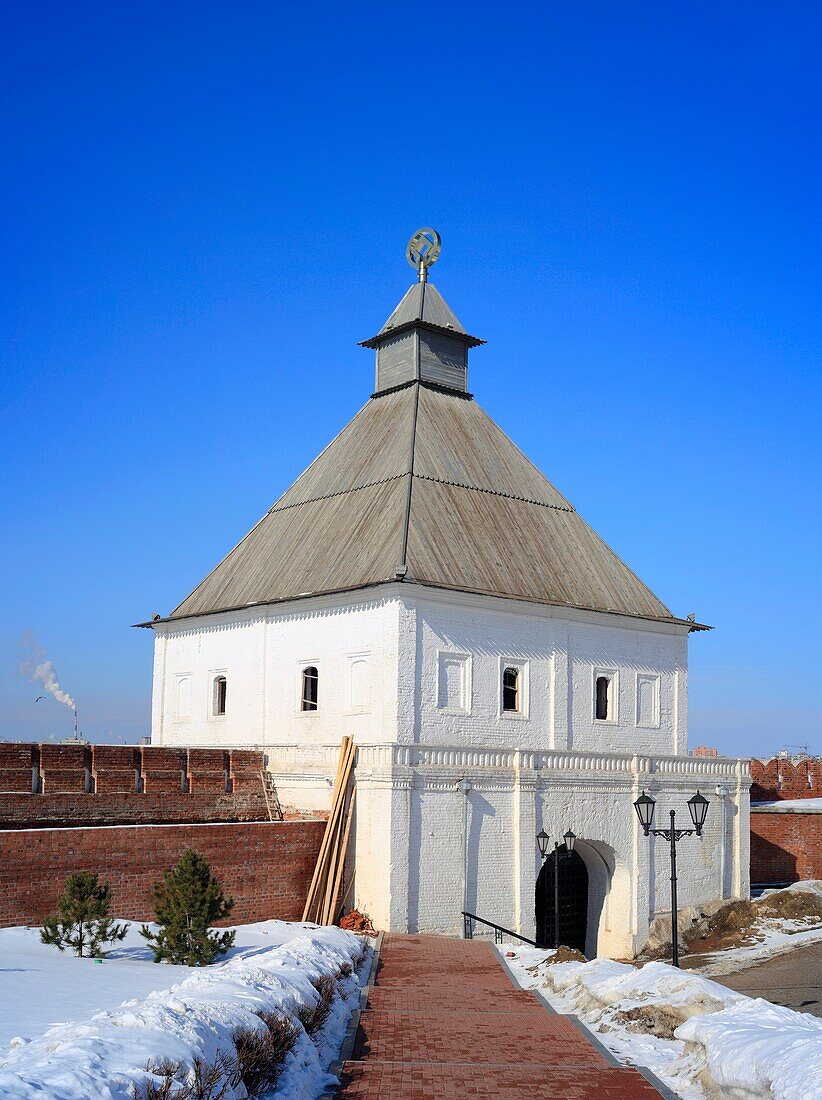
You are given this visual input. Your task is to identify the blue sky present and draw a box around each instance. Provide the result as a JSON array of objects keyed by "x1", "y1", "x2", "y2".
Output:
[{"x1": 1, "y1": 3, "x2": 819, "y2": 759}]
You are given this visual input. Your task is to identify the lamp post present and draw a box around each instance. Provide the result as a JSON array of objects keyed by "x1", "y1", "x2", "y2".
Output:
[
  {"x1": 537, "y1": 828, "x2": 577, "y2": 949},
  {"x1": 633, "y1": 789, "x2": 709, "y2": 968}
]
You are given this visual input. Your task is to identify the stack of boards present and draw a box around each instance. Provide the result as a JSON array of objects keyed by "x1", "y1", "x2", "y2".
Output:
[{"x1": 301, "y1": 735, "x2": 356, "y2": 925}]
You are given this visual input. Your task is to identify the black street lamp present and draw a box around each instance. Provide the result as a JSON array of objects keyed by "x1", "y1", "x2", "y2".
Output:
[
  {"x1": 536, "y1": 829, "x2": 550, "y2": 860},
  {"x1": 537, "y1": 828, "x2": 577, "y2": 949},
  {"x1": 633, "y1": 789, "x2": 710, "y2": 968}
]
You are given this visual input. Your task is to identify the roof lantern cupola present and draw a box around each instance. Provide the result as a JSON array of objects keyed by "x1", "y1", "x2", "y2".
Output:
[{"x1": 360, "y1": 228, "x2": 485, "y2": 396}]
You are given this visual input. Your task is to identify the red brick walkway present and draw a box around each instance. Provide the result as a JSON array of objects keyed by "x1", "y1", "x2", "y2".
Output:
[{"x1": 335, "y1": 935, "x2": 663, "y2": 1098}]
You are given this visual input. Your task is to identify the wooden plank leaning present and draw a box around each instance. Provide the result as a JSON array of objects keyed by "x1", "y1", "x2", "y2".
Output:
[
  {"x1": 325, "y1": 784, "x2": 357, "y2": 926},
  {"x1": 301, "y1": 736, "x2": 354, "y2": 923},
  {"x1": 315, "y1": 739, "x2": 356, "y2": 923}
]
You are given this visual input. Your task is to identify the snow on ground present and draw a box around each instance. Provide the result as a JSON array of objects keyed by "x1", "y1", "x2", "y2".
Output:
[
  {"x1": 691, "y1": 880, "x2": 822, "y2": 976},
  {"x1": 691, "y1": 921, "x2": 822, "y2": 977},
  {"x1": 0, "y1": 920, "x2": 323, "y2": 1051},
  {"x1": 0, "y1": 922, "x2": 190, "y2": 1050},
  {"x1": 0, "y1": 920, "x2": 366, "y2": 1100},
  {"x1": 678, "y1": 999, "x2": 822, "y2": 1099},
  {"x1": 501, "y1": 944, "x2": 822, "y2": 1100},
  {"x1": 764, "y1": 879, "x2": 822, "y2": 898},
  {"x1": 752, "y1": 799, "x2": 822, "y2": 811}
]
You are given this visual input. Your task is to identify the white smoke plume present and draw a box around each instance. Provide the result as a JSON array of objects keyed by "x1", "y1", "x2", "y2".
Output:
[{"x1": 18, "y1": 632, "x2": 76, "y2": 710}]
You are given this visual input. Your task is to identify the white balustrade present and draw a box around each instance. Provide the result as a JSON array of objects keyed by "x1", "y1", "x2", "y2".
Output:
[{"x1": 266, "y1": 741, "x2": 746, "y2": 782}]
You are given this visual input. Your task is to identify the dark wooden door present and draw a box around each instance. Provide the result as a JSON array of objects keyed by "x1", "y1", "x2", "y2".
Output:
[{"x1": 535, "y1": 847, "x2": 588, "y2": 953}]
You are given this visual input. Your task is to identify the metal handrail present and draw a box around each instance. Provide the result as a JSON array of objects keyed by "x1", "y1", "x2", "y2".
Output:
[{"x1": 462, "y1": 911, "x2": 541, "y2": 948}]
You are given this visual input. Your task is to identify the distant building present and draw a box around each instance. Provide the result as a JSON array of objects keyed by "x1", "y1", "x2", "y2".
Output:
[
  {"x1": 141, "y1": 237, "x2": 750, "y2": 956},
  {"x1": 690, "y1": 746, "x2": 719, "y2": 757}
]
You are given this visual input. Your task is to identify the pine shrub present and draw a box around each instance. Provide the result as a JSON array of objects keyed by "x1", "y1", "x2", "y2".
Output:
[
  {"x1": 40, "y1": 872, "x2": 127, "y2": 958},
  {"x1": 140, "y1": 849, "x2": 235, "y2": 966}
]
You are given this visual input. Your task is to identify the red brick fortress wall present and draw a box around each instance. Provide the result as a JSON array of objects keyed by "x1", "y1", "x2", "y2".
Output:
[
  {"x1": 749, "y1": 758, "x2": 821, "y2": 885},
  {"x1": 0, "y1": 743, "x2": 273, "y2": 828},
  {"x1": 750, "y1": 757, "x2": 822, "y2": 801},
  {"x1": 0, "y1": 819, "x2": 326, "y2": 928},
  {"x1": 750, "y1": 810, "x2": 822, "y2": 884}
]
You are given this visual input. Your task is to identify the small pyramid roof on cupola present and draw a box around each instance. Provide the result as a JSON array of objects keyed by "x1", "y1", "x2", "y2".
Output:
[
  {"x1": 152, "y1": 235, "x2": 704, "y2": 631},
  {"x1": 362, "y1": 281, "x2": 483, "y2": 344}
]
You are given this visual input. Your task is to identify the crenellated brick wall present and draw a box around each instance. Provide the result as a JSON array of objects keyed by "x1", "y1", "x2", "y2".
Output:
[
  {"x1": 0, "y1": 819, "x2": 326, "y2": 927},
  {"x1": 0, "y1": 743, "x2": 273, "y2": 828},
  {"x1": 750, "y1": 757, "x2": 821, "y2": 802},
  {"x1": 0, "y1": 741, "x2": 327, "y2": 928}
]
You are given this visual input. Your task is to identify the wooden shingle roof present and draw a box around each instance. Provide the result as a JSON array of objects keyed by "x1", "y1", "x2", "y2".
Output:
[{"x1": 163, "y1": 381, "x2": 697, "y2": 628}]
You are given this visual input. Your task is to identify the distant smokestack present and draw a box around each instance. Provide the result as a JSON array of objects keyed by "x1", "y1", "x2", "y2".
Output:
[{"x1": 19, "y1": 632, "x2": 76, "y2": 716}]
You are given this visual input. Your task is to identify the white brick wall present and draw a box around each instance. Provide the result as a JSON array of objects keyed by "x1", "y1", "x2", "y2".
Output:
[
  {"x1": 407, "y1": 588, "x2": 689, "y2": 756},
  {"x1": 346, "y1": 748, "x2": 750, "y2": 955},
  {"x1": 150, "y1": 583, "x2": 750, "y2": 956},
  {"x1": 152, "y1": 591, "x2": 401, "y2": 748}
]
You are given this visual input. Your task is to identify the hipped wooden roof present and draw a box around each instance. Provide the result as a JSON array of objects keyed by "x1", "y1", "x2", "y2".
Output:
[{"x1": 165, "y1": 382, "x2": 695, "y2": 628}]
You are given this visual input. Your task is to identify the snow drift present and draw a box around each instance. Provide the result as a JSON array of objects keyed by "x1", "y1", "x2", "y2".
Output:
[
  {"x1": 0, "y1": 925, "x2": 364, "y2": 1100},
  {"x1": 505, "y1": 948, "x2": 822, "y2": 1100}
]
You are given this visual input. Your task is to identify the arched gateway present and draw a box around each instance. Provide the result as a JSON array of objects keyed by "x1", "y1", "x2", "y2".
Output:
[{"x1": 535, "y1": 846, "x2": 589, "y2": 953}]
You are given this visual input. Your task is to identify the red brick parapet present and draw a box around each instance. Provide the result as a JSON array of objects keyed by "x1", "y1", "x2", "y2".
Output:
[
  {"x1": 750, "y1": 757, "x2": 822, "y2": 802},
  {"x1": 0, "y1": 743, "x2": 276, "y2": 829}
]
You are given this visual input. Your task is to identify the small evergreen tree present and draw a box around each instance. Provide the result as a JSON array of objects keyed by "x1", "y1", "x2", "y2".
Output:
[
  {"x1": 141, "y1": 849, "x2": 235, "y2": 965},
  {"x1": 40, "y1": 871, "x2": 128, "y2": 957}
]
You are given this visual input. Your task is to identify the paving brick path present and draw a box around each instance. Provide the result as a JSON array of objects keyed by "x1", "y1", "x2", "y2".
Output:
[{"x1": 335, "y1": 935, "x2": 663, "y2": 1098}]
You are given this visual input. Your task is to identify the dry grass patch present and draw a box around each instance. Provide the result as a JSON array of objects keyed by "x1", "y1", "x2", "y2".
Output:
[
  {"x1": 757, "y1": 889, "x2": 822, "y2": 922},
  {"x1": 612, "y1": 1004, "x2": 682, "y2": 1041},
  {"x1": 233, "y1": 1011, "x2": 300, "y2": 1098},
  {"x1": 132, "y1": 1052, "x2": 238, "y2": 1100},
  {"x1": 550, "y1": 945, "x2": 587, "y2": 964},
  {"x1": 297, "y1": 974, "x2": 337, "y2": 1036}
]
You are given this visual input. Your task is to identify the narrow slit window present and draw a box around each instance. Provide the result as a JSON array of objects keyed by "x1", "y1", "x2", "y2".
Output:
[
  {"x1": 595, "y1": 675, "x2": 610, "y2": 720},
  {"x1": 213, "y1": 675, "x2": 227, "y2": 716},
  {"x1": 301, "y1": 666, "x2": 319, "y2": 711},
  {"x1": 502, "y1": 667, "x2": 520, "y2": 712}
]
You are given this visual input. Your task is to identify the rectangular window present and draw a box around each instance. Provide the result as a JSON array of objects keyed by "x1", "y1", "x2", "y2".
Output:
[
  {"x1": 499, "y1": 658, "x2": 529, "y2": 718},
  {"x1": 593, "y1": 670, "x2": 617, "y2": 722},
  {"x1": 301, "y1": 666, "x2": 319, "y2": 711},
  {"x1": 213, "y1": 675, "x2": 227, "y2": 716},
  {"x1": 595, "y1": 676, "x2": 609, "y2": 719},
  {"x1": 502, "y1": 666, "x2": 519, "y2": 712}
]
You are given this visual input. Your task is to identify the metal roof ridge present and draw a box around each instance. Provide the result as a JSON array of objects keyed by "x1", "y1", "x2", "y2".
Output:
[
  {"x1": 395, "y1": 381, "x2": 421, "y2": 579},
  {"x1": 411, "y1": 472, "x2": 576, "y2": 512},
  {"x1": 268, "y1": 472, "x2": 408, "y2": 513}
]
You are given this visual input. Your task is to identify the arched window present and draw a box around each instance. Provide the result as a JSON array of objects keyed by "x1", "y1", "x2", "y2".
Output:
[
  {"x1": 301, "y1": 666, "x2": 319, "y2": 711},
  {"x1": 213, "y1": 675, "x2": 227, "y2": 716},
  {"x1": 502, "y1": 666, "x2": 519, "y2": 712},
  {"x1": 595, "y1": 675, "x2": 610, "y2": 721}
]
